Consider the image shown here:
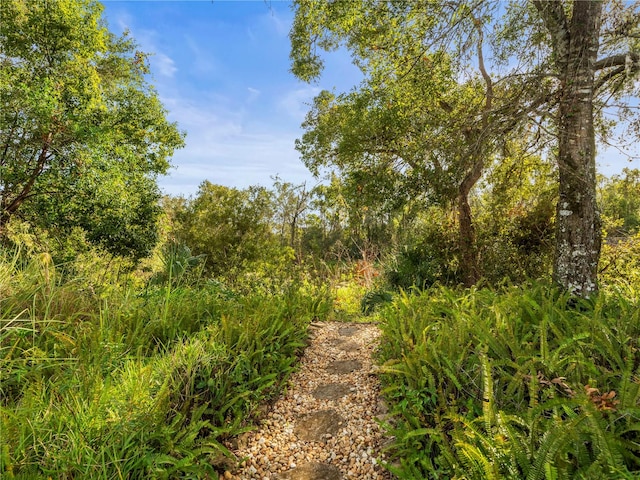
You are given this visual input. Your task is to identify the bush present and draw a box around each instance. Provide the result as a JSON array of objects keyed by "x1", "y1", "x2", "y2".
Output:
[
  {"x1": 361, "y1": 289, "x2": 393, "y2": 315},
  {"x1": 377, "y1": 284, "x2": 640, "y2": 479},
  {"x1": 0, "y1": 249, "x2": 328, "y2": 478},
  {"x1": 600, "y1": 232, "x2": 640, "y2": 296},
  {"x1": 385, "y1": 207, "x2": 461, "y2": 290}
]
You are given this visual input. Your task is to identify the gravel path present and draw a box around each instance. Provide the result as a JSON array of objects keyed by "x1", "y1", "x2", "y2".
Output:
[{"x1": 225, "y1": 322, "x2": 394, "y2": 480}]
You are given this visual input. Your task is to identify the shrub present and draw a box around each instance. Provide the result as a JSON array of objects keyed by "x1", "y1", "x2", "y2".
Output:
[
  {"x1": 377, "y1": 284, "x2": 640, "y2": 479},
  {"x1": 600, "y1": 232, "x2": 640, "y2": 296},
  {"x1": 1, "y1": 249, "x2": 328, "y2": 478},
  {"x1": 385, "y1": 207, "x2": 461, "y2": 290}
]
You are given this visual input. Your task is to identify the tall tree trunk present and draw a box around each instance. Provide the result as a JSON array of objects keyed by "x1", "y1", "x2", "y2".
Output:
[
  {"x1": 554, "y1": 2, "x2": 603, "y2": 297},
  {"x1": 458, "y1": 192, "x2": 479, "y2": 287},
  {"x1": 458, "y1": 158, "x2": 483, "y2": 287},
  {"x1": 455, "y1": 15, "x2": 492, "y2": 288},
  {"x1": 534, "y1": 0, "x2": 603, "y2": 297}
]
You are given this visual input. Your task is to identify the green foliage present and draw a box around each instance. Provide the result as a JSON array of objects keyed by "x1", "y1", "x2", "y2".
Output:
[
  {"x1": 289, "y1": 0, "x2": 566, "y2": 288},
  {"x1": 361, "y1": 289, "x2": 393, "y2": 315},
  {"x1": 300, "y1": 176, "x2": 393, "y2": 263},
  {"x1": 295, "y1": 55, "x2": 468, "y2": 207},
  {"x1": 474, "y1": 150, "x2": 557, "y2": 283},
  {"x1": 163, "y1": 181, "x2": 344, "y2": 299},
  {"x1": 383, "y1": 153, "x2": 556, "y2": 289},
  {"x1": 598, "y1": 171, "x2": 640, "y2": 294},
  {"x1": 600, "y1": 232, "x2": 640, "y2": 294},
  {"x1": 377, "y1": 284, "x2": 640, "y2": 479},
  {"x1": 0, "y1": 245, "x2": 329, "y2": 478},
  {"x1": 0, "y1": 0, "x2": 184, "y2": 259},
  {"x1": 290, "y1": 0, "x2": 640, "y2": 295},
  {"x1": 172, "y1": 182, "x2": 281, "y2": 280},
  {"x1": 385, "y1": 207, "x2": 461, "y2": 290},
  {"x1": 332, "y1": 281, "x2": 367, "y2": 321},
  {"x1": 148, "y1": 241, "x2": 207, "y2": 288},
  {"x1": 271, "y1": 176, "x2": 312, "y2": 254},
  {"x1": 599, "y1": 168, "x2": 640, "y2": 237}
]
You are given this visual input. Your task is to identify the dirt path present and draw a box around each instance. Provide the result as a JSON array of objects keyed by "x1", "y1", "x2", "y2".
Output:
[{"x1": 225, "y1": 322, "x2": 394, "y2": 480}]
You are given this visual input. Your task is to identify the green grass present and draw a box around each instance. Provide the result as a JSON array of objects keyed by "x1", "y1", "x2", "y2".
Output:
[
  {"x1": 0, "y1": 248, "x2": 330, "y2": 479},
  {"x1": 377, "y1": 284, "x2": 640, "y2": 479},
  {"x1": 6, "y1": 240, "x2": 636, "y2": 479}
]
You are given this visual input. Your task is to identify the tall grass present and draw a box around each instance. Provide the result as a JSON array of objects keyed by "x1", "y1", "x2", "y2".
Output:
[
  {"x1": 377, "y1": 284, "x2": 640, "y2": 479},
  {"x1": 0, "y1": 246, "x2": 330, "y2": 478}
]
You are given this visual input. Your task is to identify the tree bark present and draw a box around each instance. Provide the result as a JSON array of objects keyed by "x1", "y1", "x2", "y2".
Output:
[
  {"x1": 534, "y1": 0, "x2": 603, "y2": 297},
  {"x1": 456, "y1": 14, "x2": 492, "y2": 288},
  {"x1": 0, "y1": 133, "x2": 52, "y2": 234},
  {"x1": 458, "y1": 157, "x2": 483, "y2": 287}
]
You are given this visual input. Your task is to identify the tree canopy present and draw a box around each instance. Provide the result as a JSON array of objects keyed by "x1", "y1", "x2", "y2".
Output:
[
  {"x1": 0, "y1": 0, "x2": 184, "y2": 259},
  {"x1": 290, "y1": 0, "x2": 640, "y2": 296},
  {"x1": 171, "y1": 182, "x2": 279, "y2": 278}
]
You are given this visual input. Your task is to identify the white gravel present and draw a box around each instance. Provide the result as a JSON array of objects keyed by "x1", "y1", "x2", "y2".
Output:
[{"x1": 225, "y1": 322, "x2": 394, "y2": 480}]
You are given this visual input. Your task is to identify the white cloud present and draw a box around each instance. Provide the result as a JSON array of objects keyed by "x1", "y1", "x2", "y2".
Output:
[
  {"x1": 106, "y1": 12, "x2": 179, "y2": 81},
  {"x1": 184, "y1": 35, "x2": 218, "y2": 75},
  {"x1": 246, "y1": 26, "x2": 256, "y2": 42},
  {"x1": 153, "y1": 52, "x2": 177, "y2": 78},
  {"x1": 159, "y1": 132, "x2": 314, "y2": 197},
  {"x1": 162, "y1": 96, "x2": 243, "y2": 137},
  {"x1": 114, "y1": 11, "x2": 134, "y2": 34},
  {"x1": 277, "y1": 86, "x2": 322, "y2": 121},
  {"x1": 247, "y1": 87, "x2": 261, "y2": 103},
  {"x1": 261, "y1": 9, "x2": 289, "y2": 37},
  {"x1": 157, "y1": 93, "x2": 315, "y2": 197},
  {"x1": 103, "y1": 4, "x2": 318, "y2": 197}
]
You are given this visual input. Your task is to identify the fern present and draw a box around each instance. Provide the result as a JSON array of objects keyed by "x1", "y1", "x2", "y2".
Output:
[
  {"x1": 480, "y1": 352, "x2": 497, "y2": 429},
  {"x1": 456, "y1": 441, "x2": 501, "y2": 480},
  {"x1": 378, "y1": 284, "x2": 640, "y2": 479},
  {"x1": 526, "y1": 421, "x2": 576, "y2": 480},
  {"x1": 581, "y1": 401, "x2": 625, "y2": 474}
]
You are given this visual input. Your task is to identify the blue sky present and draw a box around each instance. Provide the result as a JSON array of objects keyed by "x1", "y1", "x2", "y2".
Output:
[
  {"x1": 101, "y1": 1, "x2": 637, "y2": 198},
  {"x1": 102, "y1": 0, "x2": 363, "y2": 197}
]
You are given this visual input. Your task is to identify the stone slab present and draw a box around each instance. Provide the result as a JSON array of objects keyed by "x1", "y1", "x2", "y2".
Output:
[{"x1": 294, "y1": 409, "x2": 344, "y2": 442}]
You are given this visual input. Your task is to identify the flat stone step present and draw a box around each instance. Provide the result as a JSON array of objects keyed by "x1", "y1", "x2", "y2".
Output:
[
  {"x1": 294, "y1": 409, "x2": 345, "y2": 442},
  {"x1": 325, "y1": 359, "x2": 362, "y2": 374},
  {"x1": 276, "y1": 462, "x2": 342, "y2": 480},
  {"x1": 337, "y1": 341, "x2": 360, "y2": 352},
  {"x1": 338, "y1": 326, "x2": 359, "y2": 337},
  {"x1": 312, "y1": 383, "x2": 352, "y2": 401}
]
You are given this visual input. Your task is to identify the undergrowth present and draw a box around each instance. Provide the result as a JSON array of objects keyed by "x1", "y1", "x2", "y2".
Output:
[
  {"x1": 0, "y1": 247, "x2": 330, "y2": 479},
  {"x1": 377, "y1": 284, "x2": 640, "y2": 479}
]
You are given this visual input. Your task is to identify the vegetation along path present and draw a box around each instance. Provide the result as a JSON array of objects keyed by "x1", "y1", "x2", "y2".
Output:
[{"x1": 226, "y1": 322, "x2": 393, "y2": 480}]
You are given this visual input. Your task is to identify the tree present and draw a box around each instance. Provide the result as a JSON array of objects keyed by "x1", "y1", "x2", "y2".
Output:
[
  {"x1": 175, "y1": 182, "x2": 278, "y2": 278},
  {"x1": 291, "y1": 1, "x2": 541, "y2": 286},
  {"x1": 531, "y1": 0, "x2": 639, "y2": 296},
  {"x1": 474, "y1": 144, "x2": 557, "y2": 282},
  {"x1": 271, "y1": 176, "x2": 312, "y2": 254},
  {"x1": 0, "y1": 0, "x2": 184, "y2": 259},
  {"x1": 299, "y1": 176, "x2": 350, "y2": 261},
  {"x1": 290, "y1": 0, "x2": 639, "y2": 296}
]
